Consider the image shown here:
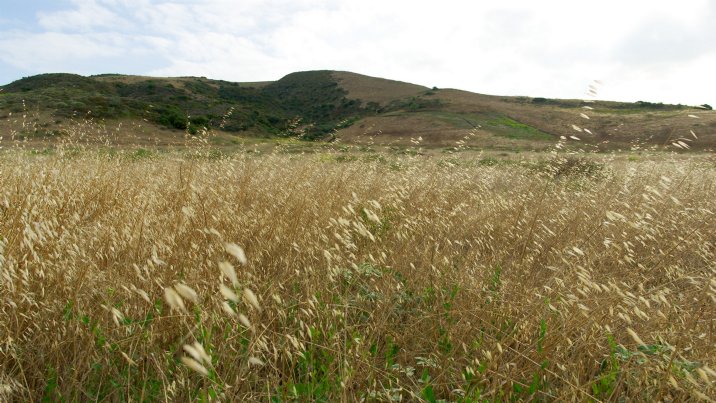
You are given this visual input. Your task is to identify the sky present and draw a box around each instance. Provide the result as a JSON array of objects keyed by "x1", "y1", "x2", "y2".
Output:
[{"x1": 0, "y1": 0, "x2": 714, "y2": 106}]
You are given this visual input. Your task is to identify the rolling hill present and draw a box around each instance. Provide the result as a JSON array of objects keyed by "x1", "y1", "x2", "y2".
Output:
[{"x1": 1, "y1": 70, "x2": 714, "y2": 150}]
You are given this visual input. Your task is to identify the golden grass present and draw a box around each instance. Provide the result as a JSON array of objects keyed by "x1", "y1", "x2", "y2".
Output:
[
  {"x1": 0, "y1": 149, "x2": 714, "y2": 401},
  {"x1": 332, "y1": 71, "x2": 428, "y2": 106}
]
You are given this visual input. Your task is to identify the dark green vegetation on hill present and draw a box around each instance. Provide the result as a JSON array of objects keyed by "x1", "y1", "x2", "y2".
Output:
[
  {"x1": 0, "y1": 71, "x2": 375, "y2": 139},
  {"x1": 1, "y1": 70, "x2": 714, "y2": 149}
]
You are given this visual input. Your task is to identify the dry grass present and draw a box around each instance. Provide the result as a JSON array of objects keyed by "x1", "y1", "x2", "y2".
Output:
[
  {"x1": 354, "y1": 88, "x2": 716, "y2": 150},
  {"x1": 0, "y1": 145, "x2": 715, "y2": 401},
  {"x1": 332, "y1": 71, "x2": 428, "y2": 106}
]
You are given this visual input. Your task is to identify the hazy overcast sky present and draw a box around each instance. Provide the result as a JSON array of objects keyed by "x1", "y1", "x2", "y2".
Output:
[{"x1": 1, "y1": 0, "x2": 714, "y2": 105}]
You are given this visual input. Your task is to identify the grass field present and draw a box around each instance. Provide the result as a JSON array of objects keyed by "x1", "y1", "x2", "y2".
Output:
[{"x1": 0, "y1": 141, "x2": 714, "y2": 401}]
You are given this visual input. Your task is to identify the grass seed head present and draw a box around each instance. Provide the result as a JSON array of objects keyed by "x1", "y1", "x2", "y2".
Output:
[
  {"x1": 243, "y1": 287, "x2": 261, "y2": 311},
  {"x1": 238, "y1": 313, "x2": 252, "y2": 329},
  {"x1": 224, "y1": 242, "x2": 247, "y2": 265},
  {"x1": 220, "y1": 283, "x2": 239, "y2": 302},
  {"x1": 248, "y1": 357, "x2": 264, "y2": 366},
  {"x1": 174, "y1": 283, "x2": 198, "y2": 303},
  {"x1": 181, "y1": 356, "x2": 209, "y2": 376},
  {"x1": 219, "y1": 260, "x2": 239, "y2": 287},
  {"x1": 164, "y1": 287, "x2": 187, "y2": 313}
]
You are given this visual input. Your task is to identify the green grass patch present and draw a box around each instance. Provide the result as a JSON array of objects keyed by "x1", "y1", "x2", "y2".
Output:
[
  {"x1": 486, "y1": 116, "x2": 553, "y2": 141},
  {"x1": 383, "y1": 110, "x2": 553, "y2": 141}
]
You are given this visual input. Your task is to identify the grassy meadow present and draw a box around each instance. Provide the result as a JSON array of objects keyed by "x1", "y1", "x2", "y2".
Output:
[{"x1": 0, "y1": 137, "x2": 715, "y2": 401}]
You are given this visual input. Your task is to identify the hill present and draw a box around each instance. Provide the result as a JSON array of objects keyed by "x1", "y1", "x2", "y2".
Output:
[{"x1": 1, "y1": 70, "x2": 714, "y2": 150}]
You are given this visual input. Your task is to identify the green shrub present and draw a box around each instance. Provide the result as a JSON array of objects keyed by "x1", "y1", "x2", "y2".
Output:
[{"x1": 157, "y1": 107, "x2": 188, "y2": 130}]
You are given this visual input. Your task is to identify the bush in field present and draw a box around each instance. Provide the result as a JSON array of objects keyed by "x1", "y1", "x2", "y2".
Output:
[{"x1": 157, "y1": 107, "x2": 189, "y2": 130}]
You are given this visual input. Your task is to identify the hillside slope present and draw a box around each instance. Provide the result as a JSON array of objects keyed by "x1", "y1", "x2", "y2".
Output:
[
  {"x1": 339, "y1": 88, "x2": 716, "y2": 150},
  {"x1": 1, "y1": 71, "x2": 714, "y2": 150}
]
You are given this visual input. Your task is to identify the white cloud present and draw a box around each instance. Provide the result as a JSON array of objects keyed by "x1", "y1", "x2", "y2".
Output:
[
  {"x1": 0, "y1": 31, "x2": 167, "y2": 77},
  {"x1": 0, "y1": 32, "x2": 118, "y2": 69},
  {"x1": 147, "y1": 32, "x2": 281, "y2": 79},
  {"x1": 1, "y1": 0, "x2": 714, "y2": 105},
  {"x1": 37, "y1": 0, "x2": 131, "y2": 32}
]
